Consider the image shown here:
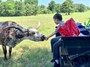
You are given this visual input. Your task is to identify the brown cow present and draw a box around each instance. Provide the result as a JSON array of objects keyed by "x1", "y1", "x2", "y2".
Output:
[{"x1": 0, "y1": 21, "x2": 45, "y2": 60}]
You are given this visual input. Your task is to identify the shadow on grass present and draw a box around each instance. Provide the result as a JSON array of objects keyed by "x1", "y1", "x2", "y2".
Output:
[{"x1": 0, "y1": 46, "x2": 53, "y2": 67}]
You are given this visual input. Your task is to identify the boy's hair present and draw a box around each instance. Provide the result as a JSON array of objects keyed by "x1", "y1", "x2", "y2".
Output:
[{"x1": 53, "y1": 13, "x2": 62, "y2": 21}]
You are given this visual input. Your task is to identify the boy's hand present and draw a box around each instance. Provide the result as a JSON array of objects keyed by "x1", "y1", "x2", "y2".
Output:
[{"x1": 45, "y1": 37, "x2": 49, "y2": 40}]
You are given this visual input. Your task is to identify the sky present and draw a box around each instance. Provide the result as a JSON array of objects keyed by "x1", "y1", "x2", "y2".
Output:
[{"x1": 38, "y1": 0, "x2": 90, "y2": 7}]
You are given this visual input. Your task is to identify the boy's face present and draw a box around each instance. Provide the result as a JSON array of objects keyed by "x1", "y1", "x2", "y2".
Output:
[{"x1": 53, "y1": 19, "x2": 60, "y2": 25}]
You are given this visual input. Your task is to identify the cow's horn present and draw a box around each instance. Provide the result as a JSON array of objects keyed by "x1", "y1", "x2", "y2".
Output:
[
  {"x1": 5, "y1": 26, "x2": 24, "y2": 32},
  {"x1": 36, "y1": 21, "x2": 40, "y2": 29}
]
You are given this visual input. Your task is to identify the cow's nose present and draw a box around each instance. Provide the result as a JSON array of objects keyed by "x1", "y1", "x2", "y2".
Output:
[{"x1": 41, "y1": 35, "x2": 46, "y2": 41}]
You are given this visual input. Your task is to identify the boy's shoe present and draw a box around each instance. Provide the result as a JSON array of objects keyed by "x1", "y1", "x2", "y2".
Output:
[{"x1": 54, "y1": 62, "x2": 60, "y2": 67}]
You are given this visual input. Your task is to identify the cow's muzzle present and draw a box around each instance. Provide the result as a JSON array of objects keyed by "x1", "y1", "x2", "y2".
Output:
[{"x1": 41, "y1": 35, "x2": 46, "y2": 41}]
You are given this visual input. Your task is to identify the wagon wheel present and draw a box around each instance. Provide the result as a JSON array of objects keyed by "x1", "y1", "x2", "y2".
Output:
[{"x1": 60, "y1": 47, "x2": 73, "y2": 67}]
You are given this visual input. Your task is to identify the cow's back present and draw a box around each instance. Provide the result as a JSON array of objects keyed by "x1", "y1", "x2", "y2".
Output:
[{"x1": 0, "y1": 21, "x2": 20, "y2": 45}]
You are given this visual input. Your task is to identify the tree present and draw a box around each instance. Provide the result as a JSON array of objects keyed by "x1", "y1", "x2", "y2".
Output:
[
  {"x1": 0, "y1": 0, "x2": 2, "y2": 3},
  {"x1": 6, "y1": 0, "x2": 15, "y2": 16},
  {"x1": 25, "y1": 3, "x2": 33, "y2": 16},
  {"x1": 24, "y1": 0, "x2": 38, "y2": 16},
  {"x1": 75, "y1": 4, "x2": 89, "y2": 12},
  {"x1": 14, "y1": 1, "x2": 25, "y2": 16},
  {"x1": 0, "y1": 2, "x2": 15, "y2": 16},
  {"x1": 7, "y1": 0, "x2": 14, "y2": 3},
  {"x1": 55, "y1": 4, "x2": 61, "y2": 13},
  {"x1": 0, "y1": 0, "x2": 15, "y2": 16},
  {"x1": 38, "y1": 5, "x2": 46, "y2": 14},
  {"x1": 48, "y1": 0, "x2": 56, "y2": 13},
  {"x1": 87, "y1": 6, "x2": 90, "y2": 10},
  {"x1": 25, "y1": 0, "x2": 38, "y2": 5},
  {"x1": 61, "y1": 0, "x2": 75, "y2": 15},
  {"x1": 0, "y1": 1, "x2": 3, "y2": 16},
  {"x1": 0, "y1": 0, "x2": 89, "y2": 16},
  {"x1": 6, "y1": 3, "x2": 15, "y2": 16}
]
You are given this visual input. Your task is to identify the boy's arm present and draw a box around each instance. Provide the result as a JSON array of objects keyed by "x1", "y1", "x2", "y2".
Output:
[{"x1": 46, "y1": 31, "x2": 56, "y2": 40}]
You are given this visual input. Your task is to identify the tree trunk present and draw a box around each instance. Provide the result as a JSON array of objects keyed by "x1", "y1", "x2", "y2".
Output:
[{"x1": 68, "y1": 12, "x2": 70, "y2": 15}]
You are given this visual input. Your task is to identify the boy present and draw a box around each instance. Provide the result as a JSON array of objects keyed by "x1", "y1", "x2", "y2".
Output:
[
  {"x1": 46, "y1": 14, "x2": 64, "y2": 40},
  {"x1": 45, "y1": 14, "x2": 64, "y2": 67}
]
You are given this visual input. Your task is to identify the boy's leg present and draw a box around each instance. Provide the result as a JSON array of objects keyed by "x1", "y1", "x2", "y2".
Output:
[
  {"x1": 53, "y1": 40, "x2": 62, "y2": 66},
  {"x1": 51, "y1": 36, "x2": 60, "y2": 52}
]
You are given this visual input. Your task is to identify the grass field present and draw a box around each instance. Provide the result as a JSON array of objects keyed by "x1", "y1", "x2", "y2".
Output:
[{"x1": 0, "y1": 11, "x2": 90, "y2": 67}]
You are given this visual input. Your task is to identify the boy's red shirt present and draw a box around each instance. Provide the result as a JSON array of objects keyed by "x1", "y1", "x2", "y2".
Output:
[{"x1": 58, "y1": 18, "x2": 80, "y2": 37}]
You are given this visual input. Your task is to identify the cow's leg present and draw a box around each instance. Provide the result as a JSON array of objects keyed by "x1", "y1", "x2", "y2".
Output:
[
  {"x1": 2, "y1": 45, "x2": 7, "y2": 60},
  {"x1": 9, "y1": 47, "x2": 12, "y2": 58}
]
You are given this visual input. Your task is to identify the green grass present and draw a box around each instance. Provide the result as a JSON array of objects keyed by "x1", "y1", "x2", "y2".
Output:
[{"x1": 0, "y1": 11, "x2": 90, "y2": 67}]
